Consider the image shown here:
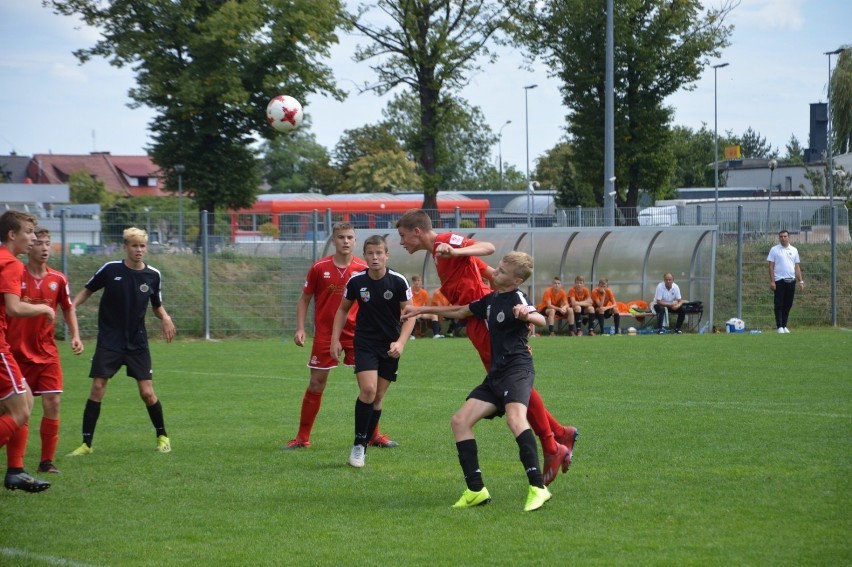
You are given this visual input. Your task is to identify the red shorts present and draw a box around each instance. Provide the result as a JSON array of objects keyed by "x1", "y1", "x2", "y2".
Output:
[
  {"x1": 18, "y1": 359, "x2": 63, "y2": 395},
  {"x1": 308, "y1": 338, "x2": 355, "y2": 370},
  {"x1": 0, "y1": 351, "x2": 27, "y2": 400}
]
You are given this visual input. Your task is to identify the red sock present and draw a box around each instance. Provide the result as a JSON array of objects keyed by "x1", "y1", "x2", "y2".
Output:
[
  {"x1": 547, "y1": 410, "x2": 566, "y2": 439},
  {"x1": 528, "y1": 389, "x2": 558, "y2": 454},
  {"x1": 7, "y1": 421, "x2": 28, "y2": 469},
  {"x1": 0, "y1": 415, "x2": 18, "y2": 449},
  {"x1": 297, "y1": 390, "x2": 323, "y2": 441},
  {"x1": 41, "y1": 417, "x2": 60, "y2": 463}
]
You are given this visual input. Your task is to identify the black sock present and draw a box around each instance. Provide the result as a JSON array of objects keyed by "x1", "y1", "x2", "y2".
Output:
[
  {"x1": 598, "y1": 315, "x2": 605, "y2": 332},
  {"x1": 548, "y1": 325, "x2": 554, "y2": 333},
  {"x1": 456, "y1": 439, "x2": 484, "y2": 491},
  {"x1": 367, "y1": 408, "x2": 382, "y2": 441},
  {"x1": 146, "y1": 400, "x2": 167, "y2": 438},
  {"x1": 516, "y1": 428, "x2": 544, "y2": 488},
  {"x1": 354, "y1": 398, "x2": 373, "y2": 446},
  {"x1": 431, "y1": 321, "x2": 441, "y2": 336},
  {"x1": 82, "y1": 399, "x2": 101, "y2": 447}
]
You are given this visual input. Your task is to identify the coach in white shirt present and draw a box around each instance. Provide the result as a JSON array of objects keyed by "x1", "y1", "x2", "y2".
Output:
[
  {"x1": 653, "y1": 273, "x2": 685, "y2": 334},
  {"x1": 767, "y1": 229, "x2": 804, "y2": 333}
]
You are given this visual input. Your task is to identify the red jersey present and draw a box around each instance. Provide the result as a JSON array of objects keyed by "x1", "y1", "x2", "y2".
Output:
[
  {"x1": 433, "y1": 233, "x2": 491, "y2": 305},
  {"x1": 7, "y1": 266, "x2": 73, "y2": 364},
  {"x1": 303, "y1": 255, "x2": 367, "y2": 340},
  {"x1": 0, "y1": 246, "x2": 24, "y2": 353}
]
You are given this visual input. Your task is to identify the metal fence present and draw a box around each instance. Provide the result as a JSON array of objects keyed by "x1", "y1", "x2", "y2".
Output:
[{"x1": 46, "y1": 205, "x2": 850, "y2": 340}]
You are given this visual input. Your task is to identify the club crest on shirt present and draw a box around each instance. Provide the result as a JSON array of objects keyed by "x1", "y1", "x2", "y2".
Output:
[
  {"x1": 140, "y1": 283, "x2": 150, "y2": 293},
  {"x1": 360, "y1": 287, "x2": 371, "y2": 302},
  {"x1": 496, "y1": 310, "x2": 505, "y2": 323},
  {"x1": 383, "y1": 290, "x2": 393, "y2": 300},
  {"x1": 49, "y1": 282, "x2": 59, "y2": 291},
  {"x1": 448, "y1": 234, "x2": 465, "y2": 246}
]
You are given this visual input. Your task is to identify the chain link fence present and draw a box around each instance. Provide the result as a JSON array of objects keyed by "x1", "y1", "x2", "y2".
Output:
[{"x1": 44, "y1": 205, "x2": 850, "y2": 340}]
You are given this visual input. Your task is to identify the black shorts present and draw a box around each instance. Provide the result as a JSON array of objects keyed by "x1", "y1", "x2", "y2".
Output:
[
  {"x1": 467, "y1": 366, "x2": 534, "y2": 418},
  {"x1": 353, "y1": 345, "x2": 399, "y2": 382},
  {"x1": 90, "y1": 347, "x2": 153, "y2": 381}
]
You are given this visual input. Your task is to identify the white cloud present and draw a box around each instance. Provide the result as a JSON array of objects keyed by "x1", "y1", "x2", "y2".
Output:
[{"x1": 734, "y1": 0, "x2": 806, "y2": 31}]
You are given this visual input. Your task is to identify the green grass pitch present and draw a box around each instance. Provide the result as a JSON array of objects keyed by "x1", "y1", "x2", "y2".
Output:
[{"x1": 3, "y1": 331, "x2": 850, "y2": 566}]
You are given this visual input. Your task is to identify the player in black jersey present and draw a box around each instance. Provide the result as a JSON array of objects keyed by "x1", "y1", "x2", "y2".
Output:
[
  {"x1": 68, "y1": 227, "x2": 176, "y2": 457},
  {"x1": 331, "y1": 235, "x2": 416, "y2": 469},
  {"x1": 402, "y1": 251, "x2": 552, "y2": 512}
]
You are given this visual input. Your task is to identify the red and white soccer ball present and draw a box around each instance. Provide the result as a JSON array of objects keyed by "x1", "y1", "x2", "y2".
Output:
[{"x1": 266, "y1": 95, "x2": 304, "y2": 133}]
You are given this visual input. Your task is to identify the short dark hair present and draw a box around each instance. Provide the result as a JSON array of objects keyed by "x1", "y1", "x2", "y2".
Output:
[{"x1": 363, "y1": 234, "x2": 387, "y2": 253}]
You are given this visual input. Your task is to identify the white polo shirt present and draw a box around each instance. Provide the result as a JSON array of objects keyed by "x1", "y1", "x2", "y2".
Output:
[
  {"x1": 767, "y1": 243, "x2": 799, "y2": 281},
  {"x1": 654, "y1": 281, "x2": 681, "y2": 304}
]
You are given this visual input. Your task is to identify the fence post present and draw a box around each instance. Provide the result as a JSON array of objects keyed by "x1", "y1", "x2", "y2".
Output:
[
  {"x1": 202, "y1": 210, "x2": 211, "y2": 340},
  {"x1": 736, "y1": 205, "x2": 744, "y2": 319},
  {"x1": 454, "y1": 207, "x2": 461, "y2": 228},
  {"x1": 312, "y1": 209, "x2": 319, "y2": 262}
]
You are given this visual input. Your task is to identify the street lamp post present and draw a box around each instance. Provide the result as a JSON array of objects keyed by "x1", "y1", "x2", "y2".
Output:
[
  {"x1": 175, "y1": 164, "x2": 185, "y2": 250},
  {"x1": 524, "y1": 84, "x2": 538, "y2": 228},
  {"x1": 766, "y1": 158, "x2": 777, "y2": 235},
  {"x1": 713, "y1": 62, "x2": 729, "y2": 231},
  {"x1": 497, "y1": 120, "x2": 511, "y2": 191},
  {"x1": 825, "y1": 47, "x2": 845, "y2": 326}
]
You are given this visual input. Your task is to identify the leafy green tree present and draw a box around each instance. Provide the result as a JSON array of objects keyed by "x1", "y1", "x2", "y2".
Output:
[
  {"x1": 48, "y1": 0, "x2": 345, "y2": 238},
  {"x1": 382, "y1": 93, "x2": 497, "y2": 192},
  {"x1": 670, "y1": 124, "x2": 716, "y2": 189},
  {"x1": 516, "y1": 0, "x2": 734, "y2": 216},
  {"x1": 331, "y1": 124, "x2": 415, "y2": 192},
  {"x1": 262, "y1": 124, "x2": 334, "y2": 194},
  {"x1": 727, "y1": 127, "x2": 777, "y2": 159},
  {"x1": 830, "y1": 47, "x2": 852, "y2": 155},
  {"x1": 346, "y1": 0, "x2": 520, "y2": 210},
  {"x1": 534, "y1": 141, "x2": 595, "y2": 208},
  {"x1": 346, "y1": 150, "x2": 422, "y2": 193},
  {"x1": 68, "y1": 169, "x2": 114, "y2": 207},
  {"x1": 783, "y1": 134, "x2": 805, "y2": 165}
]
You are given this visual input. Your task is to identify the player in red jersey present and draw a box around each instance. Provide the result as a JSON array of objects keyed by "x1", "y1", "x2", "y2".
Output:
[
  {"x1": 284, "y1": 223, "x2": 398, "y2": 449},
  {"x1": 396, "y1": 209, "x2": 577, "y2": 486},
  {"x1": 0, "y1": 211, "x2": 56, "y2": 492},
  {"x1": 7, "y1": 228, "x2": 84, "y2": 474}
]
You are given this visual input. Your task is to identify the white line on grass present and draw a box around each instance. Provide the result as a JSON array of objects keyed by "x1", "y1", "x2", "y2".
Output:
[{"x1": 0, "y1": 548, "x2": 96, "y2": 567}]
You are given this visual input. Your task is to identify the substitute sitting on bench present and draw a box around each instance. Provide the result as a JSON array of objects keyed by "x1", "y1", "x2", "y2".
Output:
[{"x1": 653, "y1": 272, "x2": 686, "y2": 334}]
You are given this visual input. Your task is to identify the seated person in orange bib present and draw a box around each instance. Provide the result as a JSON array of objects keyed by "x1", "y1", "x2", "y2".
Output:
[
  {"x1": 590, "y1": 277, "x2": 621, "y2": 335},
  {"x1": 538, "y1": 276, "x2": 570, "y2": 336},
  {"x1": 396, "y1": 209, "x2": 577, "y2": 486},
  {"x1": 409, "y1": 274, "x2": 443, "y2": 338},
  {"x1": 567, "y1": 275, "x2": 596, "y2": 336}
]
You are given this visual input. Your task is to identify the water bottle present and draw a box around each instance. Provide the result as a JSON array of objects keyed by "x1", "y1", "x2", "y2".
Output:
[
  {"x1": 609, "y1": 326, "x2": 615, "y2": 336},
  {"x1": 699, "y1": 321, "x2": 710, "y2": 334},
  {"x1": 749, "y1": 329, "x2": 762, "y2": 334}
]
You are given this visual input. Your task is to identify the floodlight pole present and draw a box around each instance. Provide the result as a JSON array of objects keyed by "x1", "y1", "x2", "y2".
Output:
[
  {"x1": 713, "y1": 62, "x2": 729, "y2": 233},
  {"x1": 825, "y1": 47, "x2": 845, "y2": 326},
  {"x1": 498, "y1": 120, "x2": 511, "y2": 191},
  {"x1": 766, "y1": 159, "x2": 777, "y2": 235}
]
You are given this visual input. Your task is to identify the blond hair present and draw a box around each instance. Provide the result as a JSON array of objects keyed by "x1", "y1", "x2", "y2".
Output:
[
  {"x1": 123, "y1": 227, "x2": 148, "y2": 244},
  {"x1": 502, "y1": 251, "x2": 533, "y2": 282}
]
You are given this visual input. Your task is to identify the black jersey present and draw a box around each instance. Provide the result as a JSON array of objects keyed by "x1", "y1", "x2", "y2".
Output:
[
  {"x1": 344, "y1": 268, "x2": 412, "y2": 348},
  {"x1": 469, "y1": 289, "x2": 536, "y2": 374},
  {"x1": 85, "y1": 260, "x2": 164, "y2": 353}
]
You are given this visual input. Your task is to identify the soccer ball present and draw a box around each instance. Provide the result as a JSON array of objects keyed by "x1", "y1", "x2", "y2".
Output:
[
  {"x1": 725, "y1": 318, "x2": 746, "y2": 333},
  {"x1": 266, "y1": 95, "x2": 304, "y2": 133},
  {"x1": 627, "y1": 327, "x2": 637, "y2": 335}
]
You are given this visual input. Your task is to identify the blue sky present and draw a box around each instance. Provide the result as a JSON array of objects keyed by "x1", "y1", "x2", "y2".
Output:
[{"x1": 1, "y1": 0, "x2": 849, "y2": 177}]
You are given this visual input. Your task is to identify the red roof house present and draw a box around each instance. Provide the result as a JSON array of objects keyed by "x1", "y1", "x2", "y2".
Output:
[{"x1": 26, "y1": 152, "x2": 167, "y2": 197}]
